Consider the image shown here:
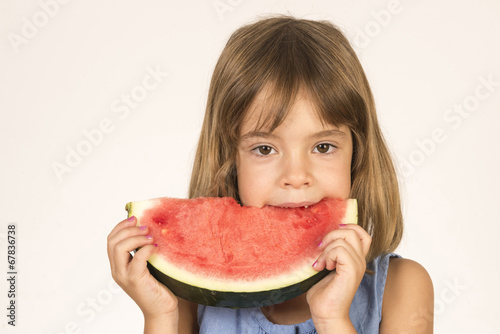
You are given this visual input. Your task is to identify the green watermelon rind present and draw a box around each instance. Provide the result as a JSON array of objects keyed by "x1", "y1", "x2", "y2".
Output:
[
  {"x1": 126, "y1": 197, "x2": 357, "y2": 308},
  {"x1": 146, "y1": 260, "x2": 330, "y2": 308}
]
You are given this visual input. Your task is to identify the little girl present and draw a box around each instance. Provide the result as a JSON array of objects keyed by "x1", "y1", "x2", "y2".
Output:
[{"x1": 107, "y1": 15, "x2": 433, "y2": 333}]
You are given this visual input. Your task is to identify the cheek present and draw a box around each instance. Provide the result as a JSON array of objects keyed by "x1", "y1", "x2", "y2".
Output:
[
  {"x1": 321, "y1": 170, "x2": 351, "y2": 198},
  {"x1": 338, "y1": 161, "x2": 352, "y2": 197},
  {"x1": 236, "y1": 155, "x2": 253, "y2": 204},
  {"x1": 340, "y1": 170, "x2": 352, "y2": 197},
  {"x1": 236, "y1": 168, "x2": 258, "y2": 206},
  {"x1": 236, "y1": 155, "x2": 274, "y2": 206},
  {"x1": 316, "y1": 154, "x2": 352, "y2": 198}
]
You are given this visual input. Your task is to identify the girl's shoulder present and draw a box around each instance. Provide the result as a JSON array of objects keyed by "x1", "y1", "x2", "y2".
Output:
[{"x1": 380, "y1": 257, "x2": 434, "y2": 333}]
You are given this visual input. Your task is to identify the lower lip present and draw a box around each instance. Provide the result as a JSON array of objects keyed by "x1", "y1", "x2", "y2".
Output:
[{"x1": 275, "y1": 202, "x2": 317, "y2": 208}]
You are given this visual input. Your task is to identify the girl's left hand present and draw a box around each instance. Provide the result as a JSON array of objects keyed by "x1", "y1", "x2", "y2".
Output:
[{"x1": 306, "y1": 224, "x2": 371, "y2": 328}]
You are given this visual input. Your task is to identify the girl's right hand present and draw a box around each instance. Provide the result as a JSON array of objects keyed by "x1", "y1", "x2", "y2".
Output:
[{"x1": 107, "y1": 216, "x2": 179, "y2": 321}]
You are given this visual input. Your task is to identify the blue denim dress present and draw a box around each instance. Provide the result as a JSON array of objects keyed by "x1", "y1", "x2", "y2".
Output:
[{"x1": 198, "y1": 253, "x2": 400, "y2": 334}]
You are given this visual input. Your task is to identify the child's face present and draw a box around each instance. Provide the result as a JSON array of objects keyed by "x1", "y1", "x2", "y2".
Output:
[{"x1": 236, "y1": 91, "x2": 352, "y2": 208}]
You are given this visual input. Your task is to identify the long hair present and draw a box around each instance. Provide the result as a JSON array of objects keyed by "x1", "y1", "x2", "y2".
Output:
[{"x1": 189, "y1": 15, "x2": 403, "y2": 262}]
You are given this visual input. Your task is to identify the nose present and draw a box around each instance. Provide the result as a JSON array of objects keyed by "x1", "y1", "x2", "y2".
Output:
[{"x1": 280, "y1": 153, "x2": 313, "y2": 189}]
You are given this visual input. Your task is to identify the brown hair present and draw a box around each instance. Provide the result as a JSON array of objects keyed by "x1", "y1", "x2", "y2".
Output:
[{"x1": 188, "y1": 15, "x2": 402, "y2": 263}]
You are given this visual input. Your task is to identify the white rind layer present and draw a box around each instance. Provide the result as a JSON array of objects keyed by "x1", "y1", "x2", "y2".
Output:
[
  {"x1": 342, "y1": 199, "x2": 358, "y2": 225},
  {"x1": 149, "y1": 252, "x2": 319, "y2": 292},
  {"x1": 126, "y1": 198, "x2": 358, "y2": 292}
]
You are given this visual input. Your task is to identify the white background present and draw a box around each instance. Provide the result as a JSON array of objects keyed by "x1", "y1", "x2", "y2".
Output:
[{"x1": 1, "y1": 0, "x2": 499, "y2": 333}]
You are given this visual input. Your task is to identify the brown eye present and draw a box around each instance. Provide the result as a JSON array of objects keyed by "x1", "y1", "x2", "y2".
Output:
[
  {"x1": 315, "y1": 143, "x2": 334, "y2": 154},
  {"x1": 253, "y1": 146, "x2": 275, "y2": 155}
]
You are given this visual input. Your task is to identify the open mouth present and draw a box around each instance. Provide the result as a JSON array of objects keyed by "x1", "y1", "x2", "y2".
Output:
[{"x1": 273, "y1": 201, "x2": 319, "y2": 209}]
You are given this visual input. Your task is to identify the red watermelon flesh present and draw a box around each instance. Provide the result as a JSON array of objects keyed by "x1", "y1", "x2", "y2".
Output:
[{"x1": 126, "y1": 196, "x2": 357, "y2": 305}]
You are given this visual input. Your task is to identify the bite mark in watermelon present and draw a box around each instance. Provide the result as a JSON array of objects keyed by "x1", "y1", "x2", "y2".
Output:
[{"x1": 126, "y1": 197, "x2": 357, "y2": 308}]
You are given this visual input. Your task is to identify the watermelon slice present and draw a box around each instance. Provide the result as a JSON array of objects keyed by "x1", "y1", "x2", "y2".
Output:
[{"x1": 126, "y1": 197, "x2": 357, "y2": 308}]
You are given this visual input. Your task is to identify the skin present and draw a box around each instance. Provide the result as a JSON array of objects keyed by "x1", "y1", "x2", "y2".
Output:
[
  {"x1": 237, "y1": 90, "x2": 369, "y2": 331},
  {"x1": 106, "y1": 90, "x2": 433, "y2": 333}
]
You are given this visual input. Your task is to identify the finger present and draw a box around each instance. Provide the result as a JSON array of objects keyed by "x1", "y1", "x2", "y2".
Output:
[
  {"x1": 112, "y1": 234, "x2": 156, "y2": 278},
  {"x1": 107, "y1": 224, "x2": 149, "y2": 264},
  {"x1": 319, "y1": 228, "x2": 364, "y2": 256},
  {"x1": 338, "y1": 224, "x2": 372, "y2": 257},
  {"x1": 324, "y1": 239, "x2": 363, "y2": 271},
  {"x1": 110, "y1": 224, "x2": 150, "y2": 246},
  {"x1": 107, "y1": 220, "x2": 136, "y2": 275},
  {"x1": 107, "y1": 216, "x2": 138, "y2": 242},
  {"x1": 129, "y1": 244, "x2": 158, "y2": 280},
  {"x1": 314, "y1": 238, "x2": 358, "y2": 271}
]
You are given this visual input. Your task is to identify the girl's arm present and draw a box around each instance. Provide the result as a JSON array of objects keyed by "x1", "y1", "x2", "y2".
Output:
[
  {"x1": 177, "y1": 298, "x2": 199, "y2": 334},
  {"x1": 142, "y1": 297, "x2": 198, "y2": 334},
  {"x1": 107, "y1": 217, "x2": 181, "y2": 333},
  {"x1": 307, "y1": 224, "x2": 371, "y2": 333},
  {"x1": 380, "y1": 258, "x2": 434, "y2": 333},
  {"x1": 144, "y1": 313, "x2": 178, "y2": 334}
]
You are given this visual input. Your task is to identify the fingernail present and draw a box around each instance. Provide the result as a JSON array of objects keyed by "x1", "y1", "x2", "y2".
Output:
[
  {"x1": 145, "y1": 234, "x2": 152, "y2": 239},
  {"x1": 128, "y1": 216, "x2": 135, "y2": 222},
  {"x1": 139, "y1": 225, "x2": 147, "y2": 231},
  {"x1": 317, "y1": 241, "x2": 323, "y2": 247},
  {"x1": 312, "y1": 260, "x2": 318, "y2": 268}
]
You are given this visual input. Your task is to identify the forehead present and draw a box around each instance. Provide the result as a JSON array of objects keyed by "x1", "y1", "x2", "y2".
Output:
[{"x1": 240, "y1": 86, "x2": 328, "y2": 134}]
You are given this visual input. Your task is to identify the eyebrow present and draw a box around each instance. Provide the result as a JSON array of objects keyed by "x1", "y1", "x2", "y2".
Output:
[
  {"x1": 240, "y1": 129, "x2": 347, "y2": 141},
  {"x1": 310, "y1": 129, "x2": 347, "y2": 139},
  {"x1": 240, "y1": 131, "x2": 278, "y2": 141}
]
